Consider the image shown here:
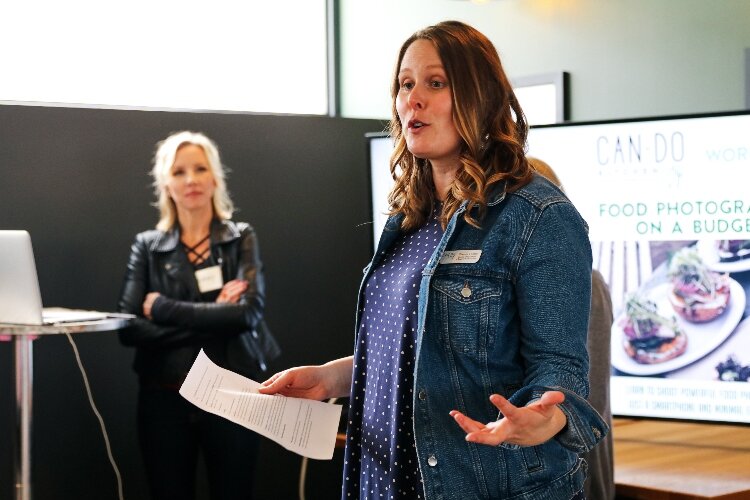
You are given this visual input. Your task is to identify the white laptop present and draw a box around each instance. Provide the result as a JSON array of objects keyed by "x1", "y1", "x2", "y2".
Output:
[{"x1": 0, "y1": 230, "x2": 110, "y2": 325}]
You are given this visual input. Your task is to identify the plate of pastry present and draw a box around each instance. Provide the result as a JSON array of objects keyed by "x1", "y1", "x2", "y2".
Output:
[{"x1": 612, "y1": 247, "x2": 745, "y2": 376}]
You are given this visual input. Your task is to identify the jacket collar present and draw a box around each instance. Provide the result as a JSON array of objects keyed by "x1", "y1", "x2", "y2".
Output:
[
  {"x1": 384, "y1": 181, "x2": 508, "y2": 232},
  {"x1": 450, "y1": 181, "x2": 508, "y2": 218},
  {"x1": 151, "y1": 219, "x2": 240, "y2": 252},
  {"x1": 382, "y1": 179, "x2": 508, "y2": 237},
  {"x1": 486, "y1": 180, "x2": 507, "y2": 206}
]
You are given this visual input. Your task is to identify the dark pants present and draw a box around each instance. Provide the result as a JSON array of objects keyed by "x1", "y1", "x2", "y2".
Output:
[
  {"x1": 137, "y1": 387, "x2": 259, "y2": 500},
  {"x1": 571, "y1": 490, "x2": 586, "y2": 500}
]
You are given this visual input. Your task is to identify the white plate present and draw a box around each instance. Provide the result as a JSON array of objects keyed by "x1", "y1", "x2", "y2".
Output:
[
  {"x1": 696, "y1": 240, "x2": 750, "y2": 273},
  {"x1": 611, "y1": 278, "x2": 745, "y2": 376},
  {"x1": 666, "y1": 315, "x2": 750, "y2": 380}
]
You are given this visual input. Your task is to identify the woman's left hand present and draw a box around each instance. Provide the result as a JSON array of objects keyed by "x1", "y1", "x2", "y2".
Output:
[
  {"x1": 450, "y1": 391, "x2": 567, "y2": 447},
  {"x1": 216, "y1": 279, "x2": 248, "y2": 304}
]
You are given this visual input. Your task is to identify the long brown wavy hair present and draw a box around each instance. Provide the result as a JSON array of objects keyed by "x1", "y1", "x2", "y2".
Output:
[{"x1": 388, "y1": 20, "x2": 533, "y2": 231}]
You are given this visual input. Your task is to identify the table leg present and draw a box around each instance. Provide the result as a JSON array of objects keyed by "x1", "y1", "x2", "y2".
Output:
[{"x1": 14, "y1": 335, "x2": 32, "y2": 500}]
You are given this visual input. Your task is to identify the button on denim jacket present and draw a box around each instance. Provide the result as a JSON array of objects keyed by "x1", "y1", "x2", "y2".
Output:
[{"x1": 356, "y1": 175, "x2": 608, "y2": 500}]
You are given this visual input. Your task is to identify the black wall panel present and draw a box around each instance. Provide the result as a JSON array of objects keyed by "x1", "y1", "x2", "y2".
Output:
[{"x1": 0, "y1": 103, "x2": 385, "y2": 499}]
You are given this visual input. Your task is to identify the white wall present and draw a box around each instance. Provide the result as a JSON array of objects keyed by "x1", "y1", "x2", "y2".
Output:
[
  {"x1": 339, "y1": 0, "x2": 750, "y2": 121},
  {"x1": 0, "y1": 0, "x2": 328, "y2": 114}
]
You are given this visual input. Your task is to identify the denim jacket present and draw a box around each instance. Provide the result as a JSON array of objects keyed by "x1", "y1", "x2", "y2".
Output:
[{"x1": 356, "y1": 175, "x2": 608, "y2": 500}]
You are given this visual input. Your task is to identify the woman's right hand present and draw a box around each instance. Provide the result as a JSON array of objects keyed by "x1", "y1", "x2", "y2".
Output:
[{"x1": 258, "y1": 356, "x2": 353, "y2": 401}]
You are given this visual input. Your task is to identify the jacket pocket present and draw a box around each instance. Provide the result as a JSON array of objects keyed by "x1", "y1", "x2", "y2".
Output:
[{"x1": 432, "y1": 274, "x2": 502, "y2": 357}]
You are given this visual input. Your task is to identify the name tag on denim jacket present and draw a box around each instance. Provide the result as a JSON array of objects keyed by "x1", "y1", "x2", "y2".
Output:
[
  {"x1": 195, "y1": 265, "x2": 223, "y2": 293},
  {"x1": 439, "y1": 250, "x2": 482, "y2": 264}
]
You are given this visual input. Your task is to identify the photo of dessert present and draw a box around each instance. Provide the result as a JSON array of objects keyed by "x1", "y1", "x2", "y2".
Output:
[
  {"x1": 667, "y1": 246, "x2": 731, "y2": 323},
  {"x1": 619, "y1": 294, "x2": 687, "y2": 365},
  {"x1": 611, "y1": 243, "x2": 746, "y2": 376}
]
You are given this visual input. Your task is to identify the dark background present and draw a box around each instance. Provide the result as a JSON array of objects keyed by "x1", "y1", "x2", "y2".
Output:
[{"x1": 0, "y1": 103, "x2": 385, "y2": 499}]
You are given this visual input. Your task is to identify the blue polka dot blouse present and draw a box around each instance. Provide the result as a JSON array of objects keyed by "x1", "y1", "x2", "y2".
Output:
[{"x1": 342, "y1": 208, "x2": 444, "y2": 499}]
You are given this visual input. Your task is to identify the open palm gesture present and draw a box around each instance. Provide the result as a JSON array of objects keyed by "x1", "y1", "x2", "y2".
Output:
[{"x1": 450, "y1": 391, "x2": 567, "y2": 447}]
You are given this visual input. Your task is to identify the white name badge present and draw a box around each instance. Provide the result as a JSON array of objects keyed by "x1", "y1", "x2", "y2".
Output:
[
  {"x1": 195, "y1": 265, "x2": 223, "y2": 293},
  {"x1": 439, "y1": 250, "x2": 482, "y2": 264}
]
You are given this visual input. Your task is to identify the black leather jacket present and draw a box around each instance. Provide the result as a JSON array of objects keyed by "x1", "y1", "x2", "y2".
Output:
[{"x1": 117, "y1": 219, "x2": 271, "y2": 386}]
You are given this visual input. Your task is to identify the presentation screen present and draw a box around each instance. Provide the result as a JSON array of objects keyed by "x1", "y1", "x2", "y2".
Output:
[{"x1": 366, "y1": 110, "x2": 750, "y2": 425}]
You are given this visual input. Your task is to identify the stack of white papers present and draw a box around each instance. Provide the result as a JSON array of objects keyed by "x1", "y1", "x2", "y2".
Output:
[{"x1": 180, "y1": 350, "x2": 343, "y2": 459}]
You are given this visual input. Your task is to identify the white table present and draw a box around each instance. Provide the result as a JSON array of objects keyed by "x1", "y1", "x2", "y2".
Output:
[{"x1": 0, "y1": 314, "x2": 131, "y2": 500}]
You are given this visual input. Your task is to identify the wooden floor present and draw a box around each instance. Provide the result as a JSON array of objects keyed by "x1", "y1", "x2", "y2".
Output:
[{"x1": 613, "y1": 418, "x2": 750, "y2": 499}]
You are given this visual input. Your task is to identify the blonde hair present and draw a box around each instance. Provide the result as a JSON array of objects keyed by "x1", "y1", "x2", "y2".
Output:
[
  {"x1": 388, "y1": 21, "x2": 533, "y2": 231},
  {"x1": 151, "y1": 131, "x2": 234, "y2": 231},
  {"x1": 527, "y1": 156, "x2": 564, "y2": 190}
]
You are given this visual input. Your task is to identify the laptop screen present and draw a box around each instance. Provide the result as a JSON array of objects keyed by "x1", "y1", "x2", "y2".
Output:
[{"x1": 0, "y1": 230, "x2": 44, "y2": 325}]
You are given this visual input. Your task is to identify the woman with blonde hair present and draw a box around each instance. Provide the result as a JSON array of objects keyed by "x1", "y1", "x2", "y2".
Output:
[{"x1": 118, "y1": 131, "x2": 278, "y2": 500}]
